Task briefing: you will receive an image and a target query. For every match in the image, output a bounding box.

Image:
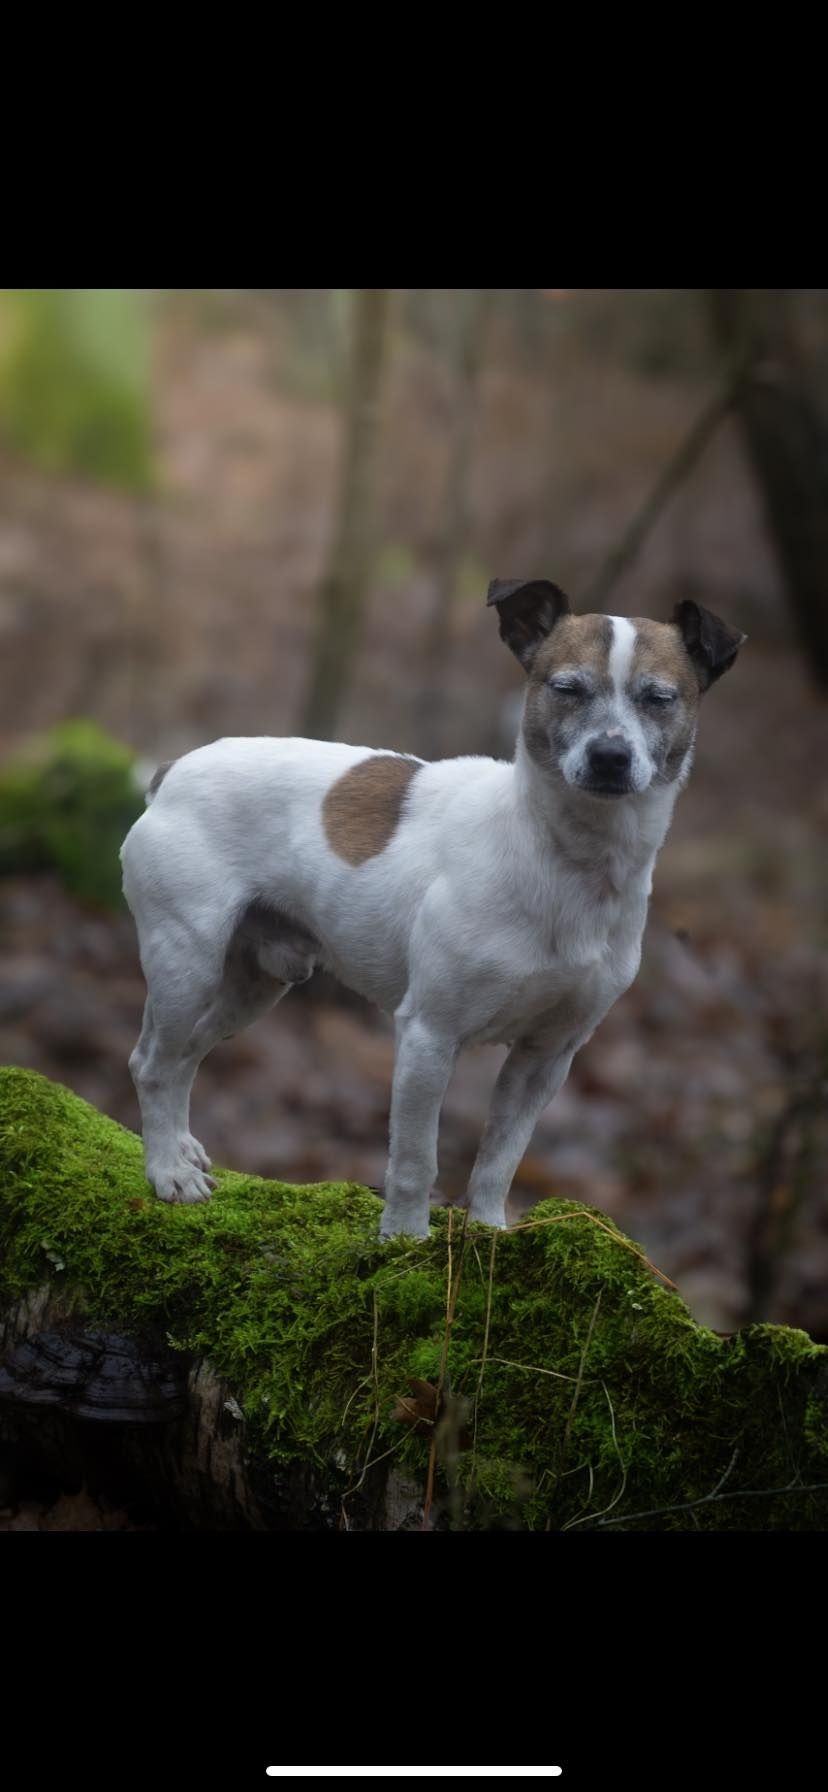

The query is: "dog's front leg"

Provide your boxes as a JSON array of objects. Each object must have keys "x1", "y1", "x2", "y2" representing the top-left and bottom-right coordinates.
[
  {"x1": 466, "y1": 1039, "x2": 575, "y2": 1229},
  {"x1": 380, "y1": 1014, "x2": 458, "y2": 1240}
]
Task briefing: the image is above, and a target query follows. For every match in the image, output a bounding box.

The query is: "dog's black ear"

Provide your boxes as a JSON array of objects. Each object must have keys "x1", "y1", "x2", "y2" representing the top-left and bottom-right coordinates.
[
  {"x1": 672, "y1": 599, "x2": 747, "y2": 691},
  {"x1": 486, "y1": 578, "x2": 571, "y2": 671}
]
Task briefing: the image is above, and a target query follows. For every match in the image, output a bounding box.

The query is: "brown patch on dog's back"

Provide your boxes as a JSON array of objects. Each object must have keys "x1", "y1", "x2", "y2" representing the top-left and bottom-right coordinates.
[{"x1": 323, "y1": 754, "x2": 423, "y2": 865}]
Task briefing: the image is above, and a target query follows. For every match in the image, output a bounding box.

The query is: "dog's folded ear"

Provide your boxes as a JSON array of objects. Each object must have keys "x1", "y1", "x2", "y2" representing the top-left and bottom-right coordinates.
[
  {"x1": 672, "y1": 599, "x2": 747, "y2": 691},
  {"x1": 487, "y1": 578, "x2": 571, "y2": 671}
]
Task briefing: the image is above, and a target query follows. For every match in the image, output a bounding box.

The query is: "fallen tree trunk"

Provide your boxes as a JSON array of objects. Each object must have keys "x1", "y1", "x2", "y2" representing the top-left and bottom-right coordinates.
[{"x1": 1, "y1": 1067, "x2": 827, "y2": 1531}]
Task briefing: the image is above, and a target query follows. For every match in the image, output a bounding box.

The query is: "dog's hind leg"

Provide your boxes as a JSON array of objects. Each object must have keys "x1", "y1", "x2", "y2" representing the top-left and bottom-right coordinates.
[
  {"x1": 129, "y1": 917, "x2": 238, "y2": 1203},
  {"x1": 130, "y1": 992, "x2": 216, "y2": 1184},
  {"x1": 130, "y1": 903, "x2": 319, "y2": 1204}
]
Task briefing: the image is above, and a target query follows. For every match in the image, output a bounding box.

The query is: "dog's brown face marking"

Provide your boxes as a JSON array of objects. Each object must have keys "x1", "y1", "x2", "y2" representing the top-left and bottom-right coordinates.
[
  {"x1": 532, "y1": 614, "x2": 614, "y2": 685},
  {"x1": 630, "y1": 619, "x2": 701, "y2": 779},
  {"x1": 323, "y1": 754, "x2": 423, "y2": 865},
  {"x1": 524, "y1": 616, "x2": 613, "y2": 773},
  {"x1": 630, "y1": 619, "x2": 699, "y2": 704}
]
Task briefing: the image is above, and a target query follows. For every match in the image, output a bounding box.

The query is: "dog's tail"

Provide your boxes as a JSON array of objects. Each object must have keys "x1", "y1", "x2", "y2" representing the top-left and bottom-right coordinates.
[{"x1": 145, "y1": 760, "x2": 175, "y2": 806}]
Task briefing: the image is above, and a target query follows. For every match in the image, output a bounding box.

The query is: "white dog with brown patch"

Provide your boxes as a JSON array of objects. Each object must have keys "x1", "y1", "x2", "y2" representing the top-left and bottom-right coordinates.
[{"x1": 120, "y1": 580, "x2": 744, "y2": 1239}]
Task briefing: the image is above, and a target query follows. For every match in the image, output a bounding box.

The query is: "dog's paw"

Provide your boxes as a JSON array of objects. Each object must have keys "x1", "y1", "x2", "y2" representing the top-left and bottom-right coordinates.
[
  {"x1": 181, "y1": 1133, "x2": 212, "y2": 1172},
  {"x1": 150, "y1": 1163, "x2": 216, "y2": 1204}
]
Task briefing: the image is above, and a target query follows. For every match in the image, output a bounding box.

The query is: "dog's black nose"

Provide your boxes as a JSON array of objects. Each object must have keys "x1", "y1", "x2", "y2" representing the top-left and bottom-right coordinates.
[{"x1": 587, "y1": 736, "x2": 632, "y2": 780}]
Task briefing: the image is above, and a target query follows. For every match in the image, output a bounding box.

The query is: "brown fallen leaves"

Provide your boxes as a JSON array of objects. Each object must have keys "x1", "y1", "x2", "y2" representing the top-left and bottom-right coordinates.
[{"x1": 391, "y1": 1378, "x2": 472, "y2": 1452}]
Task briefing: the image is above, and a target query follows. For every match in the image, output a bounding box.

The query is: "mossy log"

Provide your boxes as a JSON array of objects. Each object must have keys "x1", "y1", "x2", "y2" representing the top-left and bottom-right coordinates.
[{"x1": 1, "y1": 1067, "x2": 827, "y2": 1531}]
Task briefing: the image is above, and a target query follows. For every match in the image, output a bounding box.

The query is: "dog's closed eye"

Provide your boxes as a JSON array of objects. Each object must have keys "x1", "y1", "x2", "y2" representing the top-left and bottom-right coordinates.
[
  {"x1": 548, "y1": 674, "x2": 591, "y2": 697},
  {"x1": 639, "y1": 684, "x2": 678, "y2": 707}
]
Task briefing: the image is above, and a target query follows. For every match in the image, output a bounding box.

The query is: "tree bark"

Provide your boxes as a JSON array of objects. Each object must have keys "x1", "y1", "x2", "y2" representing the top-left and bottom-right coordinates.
[
  {"x1": 301, "y1": 289, "x2": 392, "y2": 741},
  {"x1": 707, "y1": 289, "x2": 828, "y2": 687}
]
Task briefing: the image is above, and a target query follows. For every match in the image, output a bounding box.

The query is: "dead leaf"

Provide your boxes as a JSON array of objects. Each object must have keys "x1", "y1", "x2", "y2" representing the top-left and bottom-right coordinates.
[
  {"x1": 391, "y1": 1379, "x2": 472, "y2": 1453},
  {"x1": 391, "y1": 1377, "x2": 438, "y2": 1433}
]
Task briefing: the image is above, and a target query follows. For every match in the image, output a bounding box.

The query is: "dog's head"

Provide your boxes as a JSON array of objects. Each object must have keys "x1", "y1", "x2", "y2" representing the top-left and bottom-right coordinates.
[{"x1": 487, "y1": 579, "x2": 746, "y2": 799}]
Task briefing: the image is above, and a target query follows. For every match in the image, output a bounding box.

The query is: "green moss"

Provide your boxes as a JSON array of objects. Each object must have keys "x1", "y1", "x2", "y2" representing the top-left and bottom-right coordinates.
[
  {"x1": 0, "y1": 721, "x2": 144, "y2": 907},
  {"x1": 1, "y1": 1067, "x2": 827, "y2": 1530}
]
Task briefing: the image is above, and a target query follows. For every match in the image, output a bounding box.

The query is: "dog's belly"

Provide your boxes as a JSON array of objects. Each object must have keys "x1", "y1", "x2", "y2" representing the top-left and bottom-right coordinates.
[
  {"x1": 317, "y1": 938, "x2": 410, "y2": 1016},
  {"x1": 305, "y1": 867, "x2": 431, "y2": 1015}
]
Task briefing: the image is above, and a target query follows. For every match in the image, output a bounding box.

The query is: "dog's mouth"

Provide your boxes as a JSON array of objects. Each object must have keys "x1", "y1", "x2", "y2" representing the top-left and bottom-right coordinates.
[{"x1": 580, "y1": 777, "x2": 634, "y2": 799}]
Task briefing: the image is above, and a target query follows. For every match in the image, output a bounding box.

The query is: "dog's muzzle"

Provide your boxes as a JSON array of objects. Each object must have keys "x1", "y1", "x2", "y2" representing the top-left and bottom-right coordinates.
[{"x1": 583, "y1": 734, "x2": 633, "y2": 796}]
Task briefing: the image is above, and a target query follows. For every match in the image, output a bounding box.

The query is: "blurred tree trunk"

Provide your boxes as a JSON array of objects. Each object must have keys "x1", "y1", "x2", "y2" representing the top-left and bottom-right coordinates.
[
  {"x1": 745, "y1": 1051, "x2": 828, "y2": 1325},
  {"x1": 707, "y1": 289, "x2": 828, "y2": 688},
  {"x1": 418, "y1": 290, "x2": 493, "y2": 752},
  {"x1": 301, "y1": 289, "x2": 391, "y2": 740},
  {"x1": 580, "y1": 378, "x2": 741, "y2": 613}
]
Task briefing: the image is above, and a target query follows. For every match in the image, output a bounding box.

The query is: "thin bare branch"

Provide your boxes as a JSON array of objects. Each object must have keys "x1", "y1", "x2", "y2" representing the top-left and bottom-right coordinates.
[
  {"x1": 589, "y1": 1474, "x2": 828, "y2": 1530},
  {"x1": 580, "y1": 352, "x2": 753, "y2": 612}
]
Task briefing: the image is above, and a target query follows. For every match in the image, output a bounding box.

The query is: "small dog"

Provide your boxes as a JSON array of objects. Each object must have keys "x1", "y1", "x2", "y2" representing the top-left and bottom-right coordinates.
[{"x1": 121, "y1": 580, "x2": 744, "y2": 1239}]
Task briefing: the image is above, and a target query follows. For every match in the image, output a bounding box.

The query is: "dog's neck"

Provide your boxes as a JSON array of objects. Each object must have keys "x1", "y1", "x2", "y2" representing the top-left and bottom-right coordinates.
[{"x1": 512, "y1": 728, "x2": 683, "y2": 890}]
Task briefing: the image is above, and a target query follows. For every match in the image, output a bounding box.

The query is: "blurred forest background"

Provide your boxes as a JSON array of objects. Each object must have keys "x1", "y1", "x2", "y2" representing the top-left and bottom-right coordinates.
[{"x1": 1, "y1": 287, "x2": 826, "y2": 1345}]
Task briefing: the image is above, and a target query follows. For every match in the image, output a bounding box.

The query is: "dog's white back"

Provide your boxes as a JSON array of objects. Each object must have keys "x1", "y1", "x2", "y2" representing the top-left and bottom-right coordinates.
[{"x1": 121, "y1": 580, "x2": 744, "y2": 1238}]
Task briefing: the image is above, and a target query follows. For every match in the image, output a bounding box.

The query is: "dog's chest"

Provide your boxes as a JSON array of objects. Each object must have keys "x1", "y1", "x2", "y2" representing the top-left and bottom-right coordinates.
[{"x1": 469, "y1": 881, "x2": 646, "y2": 1048}]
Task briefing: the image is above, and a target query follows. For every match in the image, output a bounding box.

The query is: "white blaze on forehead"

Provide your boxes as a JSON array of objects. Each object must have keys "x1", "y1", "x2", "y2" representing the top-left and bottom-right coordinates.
[
  {"x1": 605, "y1": 615, "x2": 638, "y2": 740},
  {"x1": 607, "y1": 615, "x2": 637, "y2": 696}
]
